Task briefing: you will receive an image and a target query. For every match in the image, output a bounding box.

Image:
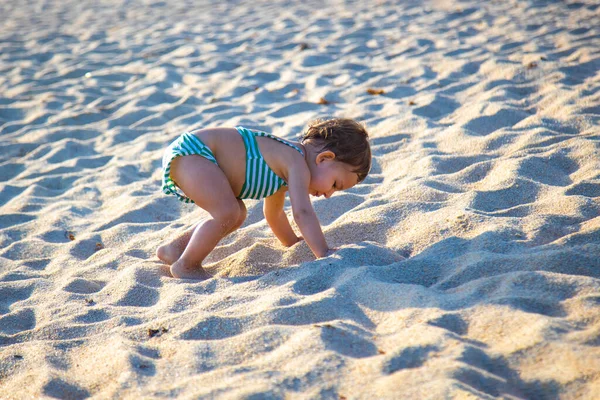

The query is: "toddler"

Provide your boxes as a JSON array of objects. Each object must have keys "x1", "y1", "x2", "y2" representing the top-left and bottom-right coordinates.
[{"x1": 156, "y1": 118, "x2": 371, "y2": 279}]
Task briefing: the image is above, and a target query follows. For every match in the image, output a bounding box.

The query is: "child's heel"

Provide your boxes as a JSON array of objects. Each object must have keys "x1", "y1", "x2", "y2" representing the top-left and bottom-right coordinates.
[{"x1": 170, "y1": 259, "x2": 211, "y2": 280}]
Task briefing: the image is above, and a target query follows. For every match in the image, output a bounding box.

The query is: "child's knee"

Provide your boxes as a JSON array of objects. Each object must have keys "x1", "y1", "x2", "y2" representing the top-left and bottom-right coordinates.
[
  {"x1": 214, "y1": 205, "x2": 241, "y2": 233},
  {"x1": 236, "y1": 200, "x2": 247, "y2": 226}
]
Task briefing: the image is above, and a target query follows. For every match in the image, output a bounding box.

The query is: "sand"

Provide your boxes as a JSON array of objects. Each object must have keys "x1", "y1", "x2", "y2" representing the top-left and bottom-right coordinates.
[{"x1": 1, "y1": 0, "x2": 600, "y2": 398}]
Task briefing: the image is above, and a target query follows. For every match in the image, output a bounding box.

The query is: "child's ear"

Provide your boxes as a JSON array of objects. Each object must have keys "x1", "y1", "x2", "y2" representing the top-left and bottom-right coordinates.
[{"x1": 316, "y1": 150, "x2": 336, "y2": 164}]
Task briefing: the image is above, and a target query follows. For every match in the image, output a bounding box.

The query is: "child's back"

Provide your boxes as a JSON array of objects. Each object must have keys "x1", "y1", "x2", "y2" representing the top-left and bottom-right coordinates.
[{"x1": 176, "y1": 127, "x2": 308, "y2": 200}]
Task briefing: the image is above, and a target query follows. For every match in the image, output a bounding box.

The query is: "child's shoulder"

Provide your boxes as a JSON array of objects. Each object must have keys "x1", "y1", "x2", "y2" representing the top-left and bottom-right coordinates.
[
  {"x1": 251, "y1": 129, "x2": 305, "y2": 158},
  {"x1": 257, "y1": 132, "x2": 307, "y2": 178}
]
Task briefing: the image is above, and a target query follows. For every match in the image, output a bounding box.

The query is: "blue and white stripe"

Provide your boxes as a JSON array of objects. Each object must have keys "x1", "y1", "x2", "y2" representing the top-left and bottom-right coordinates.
[
  {"x1": 236, "y1": 126, "x2": 304, "y2": 200},
  {"x1": 161, "y1": 132, "x2": 218, "y2": 204}
]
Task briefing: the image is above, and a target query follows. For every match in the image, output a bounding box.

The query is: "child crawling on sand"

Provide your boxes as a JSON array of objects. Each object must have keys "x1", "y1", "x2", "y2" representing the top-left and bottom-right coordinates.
[{"x1": 157, "y1": 118, "x2": 371, "y2": 279}]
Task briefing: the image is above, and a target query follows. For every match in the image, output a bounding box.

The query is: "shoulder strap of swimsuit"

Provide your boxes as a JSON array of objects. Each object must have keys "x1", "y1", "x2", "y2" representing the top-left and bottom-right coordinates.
[{"x1": 236, "y1": 126, "x2": 304, "y2": 156}]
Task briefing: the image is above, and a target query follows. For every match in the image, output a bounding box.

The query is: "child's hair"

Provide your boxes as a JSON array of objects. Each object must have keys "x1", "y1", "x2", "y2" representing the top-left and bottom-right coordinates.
[{"x1": 301, "y1": 118, "x2": 371, "y2": 183}]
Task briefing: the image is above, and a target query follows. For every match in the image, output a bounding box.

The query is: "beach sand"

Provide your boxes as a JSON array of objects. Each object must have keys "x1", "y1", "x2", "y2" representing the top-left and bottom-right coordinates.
[{"x1": 1, "y1": 0, "x2": 599, "y2": 398}]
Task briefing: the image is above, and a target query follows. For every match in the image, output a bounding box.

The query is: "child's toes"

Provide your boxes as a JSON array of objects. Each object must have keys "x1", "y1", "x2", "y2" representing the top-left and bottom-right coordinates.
[{"x1": 156, "y1": 245, "x2": 176, "y2": 264}]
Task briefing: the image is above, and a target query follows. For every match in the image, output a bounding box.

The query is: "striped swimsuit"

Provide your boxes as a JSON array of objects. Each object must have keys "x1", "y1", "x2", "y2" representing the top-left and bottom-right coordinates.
[{"x1": 161, "y1": 126, "x2": 304, "y2": 203}]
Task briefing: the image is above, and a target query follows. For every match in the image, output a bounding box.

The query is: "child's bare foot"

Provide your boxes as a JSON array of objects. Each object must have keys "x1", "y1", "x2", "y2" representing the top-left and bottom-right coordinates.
[
  {"x1": 170, "y1": 259, "x2": 211, "y2": 280},
  {"x1": 156, "y1": 244, "x2": 182, "y2": 265}
]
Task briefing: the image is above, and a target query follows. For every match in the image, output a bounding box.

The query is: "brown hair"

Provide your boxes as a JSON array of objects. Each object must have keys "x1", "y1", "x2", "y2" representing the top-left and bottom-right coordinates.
[{"x1": 301, "y1": 117, "x2": 371, "y2": 183}]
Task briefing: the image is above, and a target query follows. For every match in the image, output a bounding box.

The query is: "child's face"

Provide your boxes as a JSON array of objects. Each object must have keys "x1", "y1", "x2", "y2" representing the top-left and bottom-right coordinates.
[{"x1": 309, "y1": 151, "x2": 359, "y2": 199}]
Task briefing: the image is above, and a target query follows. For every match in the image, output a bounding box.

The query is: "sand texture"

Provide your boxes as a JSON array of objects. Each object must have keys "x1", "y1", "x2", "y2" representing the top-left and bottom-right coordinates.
[{"x1": 1, "y1": 0, "x2": 600, "y2": 398}]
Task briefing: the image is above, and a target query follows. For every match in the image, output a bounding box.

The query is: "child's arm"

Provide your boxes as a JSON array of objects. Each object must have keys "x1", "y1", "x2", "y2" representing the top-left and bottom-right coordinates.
[
  {"x1": 286, "y1": 165, "x2": 329, "y2": 258},
  {"x1": 264, "y1": 189, "x2": 301, "y2": 247}
]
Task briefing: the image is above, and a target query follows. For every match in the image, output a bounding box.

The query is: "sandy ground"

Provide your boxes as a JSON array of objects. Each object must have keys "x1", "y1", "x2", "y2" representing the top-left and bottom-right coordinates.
[{"x1": 1, "y1": 0, "x2": 600, "y2": 398}]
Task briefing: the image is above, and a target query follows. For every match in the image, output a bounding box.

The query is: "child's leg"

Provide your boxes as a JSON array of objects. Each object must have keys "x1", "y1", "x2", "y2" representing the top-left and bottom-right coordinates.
[
  {"x1": 156, "y1": 199, "x2": 246, "y2": 265},
  {"x1": 165, "y1": 155, "x2": 244, "y2": 279}
]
